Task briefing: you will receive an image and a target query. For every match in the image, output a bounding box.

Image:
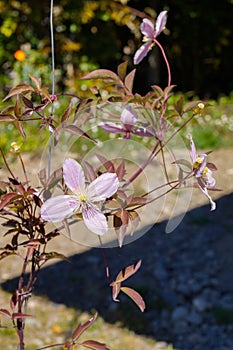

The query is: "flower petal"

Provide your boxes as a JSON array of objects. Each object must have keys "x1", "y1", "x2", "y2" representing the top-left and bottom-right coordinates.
[
  {"x1": 132, "y1": 127, "x2": 154, "y2": 137},
  {"x1": 98, "y1": 122, "x2": 124, "y2": 134},
  {"x1": 41, "y1": 195, "x2": 79, "y2": 222},
  {"x1": 141, "y1": 18, "x2": 155, "y2": 38},
  {"x1": 120, "y1": 107, "x2": 137, "y2": 130},
  {"x1": 63, "y1": 158, "x2": 85, "y2": 192},
  {"x1": 195, "y1": 154, "x2": 207, "y2": 177},
  {"x1": 88, "y1": 173, "x2": 119, "y2": 202},
  {"x1": 198, "y1": 181, "x2": 216, "y2": 211},
  {"x1": 133, "y1": 41, "x2": 152, "y2": 65},
  {"x1": 189, "y1": 135, "x2": 196, "y2": 163},
  {"x1": 205, "y1": 169, "x2": 216, "y2": 187},
  {"x1": 82, "y1": 204, "x2": 108, "y2": 235},
  {"x1": 155, "y1": 10, "x2": 167, "y2": 36}
]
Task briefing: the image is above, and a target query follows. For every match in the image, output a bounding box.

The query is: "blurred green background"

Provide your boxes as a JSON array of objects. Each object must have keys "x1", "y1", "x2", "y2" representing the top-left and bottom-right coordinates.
[{"x1": 0, "y1": 0, "x2": 233, "y2": 152}]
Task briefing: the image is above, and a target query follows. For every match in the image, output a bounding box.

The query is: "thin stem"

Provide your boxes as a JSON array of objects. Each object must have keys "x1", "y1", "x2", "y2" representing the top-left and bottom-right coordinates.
[
  {"x1": 50, "y1": 0, "x2": 55, "y2": 100},
  {"x1": 98, "y1": 236, "x2": 111, "y2": 284},
  {"x1": 18, "y1": 153, "x2": 29, "y2": 186},
  {"x1": 0, "y1": 148, "x2": 16, "y2": 180},
  {"x1": 122, "y1": 139, "x2": 160, "y2": 187},
  {"x1": 154, "y1": 38, "x2": 171, "y2": 87},
  {"x1": 48, "y1": 0, "x2": 55, "y2": 179}
]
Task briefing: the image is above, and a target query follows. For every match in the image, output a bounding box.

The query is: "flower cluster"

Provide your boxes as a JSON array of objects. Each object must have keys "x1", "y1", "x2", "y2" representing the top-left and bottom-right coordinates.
[
  {"x1": 99, "y1": 106, "x2": 154, "y2": 139},
  {"x1": 189, "y1": 135, "x2": 217, "y2": 211}
]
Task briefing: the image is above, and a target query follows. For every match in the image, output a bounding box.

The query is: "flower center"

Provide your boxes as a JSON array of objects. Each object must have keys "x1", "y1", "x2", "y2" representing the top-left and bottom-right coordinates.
[
  {"x1": 78, "y1": 193, "x2": 87, "y2": 202},
  {"x1": 142, "y1": 35, "x2": 150, "y2": 42}
]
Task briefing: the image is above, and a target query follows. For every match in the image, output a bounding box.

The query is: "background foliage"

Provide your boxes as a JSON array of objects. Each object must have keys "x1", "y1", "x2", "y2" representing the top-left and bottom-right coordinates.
[
  {"x1": 0, "y1": 0, "x2": 233, "y2": 153},
  {"x1": 0, "y1": 0, "x2": 232, "y2": 98}
]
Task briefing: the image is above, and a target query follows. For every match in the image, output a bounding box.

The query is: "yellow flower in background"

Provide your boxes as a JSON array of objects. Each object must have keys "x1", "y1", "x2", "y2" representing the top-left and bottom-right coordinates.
[
  {"x1": 14, "y1": 49, "x2": 26, "y2": 61},
  {"x1": 52, "y1": 324, "x2": 62, "y2": 334}
]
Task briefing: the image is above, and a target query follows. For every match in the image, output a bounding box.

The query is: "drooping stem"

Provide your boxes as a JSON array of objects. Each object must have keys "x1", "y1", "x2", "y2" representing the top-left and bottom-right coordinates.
[{"x1": 154, "y1": 38, "x2": 171, "y2": 87}]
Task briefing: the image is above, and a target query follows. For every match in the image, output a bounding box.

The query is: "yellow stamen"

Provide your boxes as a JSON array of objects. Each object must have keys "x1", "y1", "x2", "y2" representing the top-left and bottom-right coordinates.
[
  {"x1": 193, "y1": 157, "x2": 203, "y2": 169},
  {"x1": 142, "y1": 36, "x2": 150, "y2": 43},
  {"x1": 79, "y1": 193, "x2": 87, "y2": 202}
]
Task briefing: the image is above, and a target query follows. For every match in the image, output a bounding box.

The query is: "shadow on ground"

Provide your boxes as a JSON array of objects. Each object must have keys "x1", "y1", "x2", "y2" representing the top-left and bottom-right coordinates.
[{"x1": 2, "y1": 193, "x2": 233, "y2": 349}]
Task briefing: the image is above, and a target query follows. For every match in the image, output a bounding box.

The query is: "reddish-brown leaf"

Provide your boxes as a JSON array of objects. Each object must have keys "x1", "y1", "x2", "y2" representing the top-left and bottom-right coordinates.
[
  {"x1": 206, "y1": 162, "x2": 217, "y2": 171},
  {"x1": 80, "y1": 69, "x2": 121, "y2": 83},
  {"x1": 72, "y1": 312, "x2": 98, "y2": 341},
  {"x1": 117, "y1": 61, "x2": 128, "y2": 81},
  {"x1": 63, "y1": 125, "x2": 97, "y2": 143},
  {"x1": 14, "y1": 96, "x2": 21, "y2": 118},
  {"x1": 126, "y1": 196, "x2": 148, "y2": 207},
  {"x1": 95, "y1": 154, "x2": 115, "y2": 173},
  {"x1": 22, "y1": 95, "x2": 33, "y2": 109},
  {"x1": 129, "y1": 210, "x2": 141, "y2": 233},
  {"x1": 0, "y1": 193, "x2": 20, "y2": 210},
  {"x1": 82, "y1": 161, "x2": 97, "y2": 183},
  {"x1": 125, "y1": 69, "x2": 136, "y2": 93},
  {"x1": 81, "y1": 340, "x2": 109, "y2": 350},
  {"x1": 29, "y1": 74, "x2": 42, "y2": 91},
  {"x1": 0, "y1": 308, "x2": 11, "y2": 319},
  {"x1": 40, "y1": 251, "x2": 70, "y2": 263},
  {"x1": 0, "y1": 250, "x2": 16, "y2": 261},
  {"x1": 116, "y1": 161, "x2": 126, "y2": 180},
  {"x1": 115, "y1": 260, "x2": 142, "y2": 283},
  {"x1": 61, "y1": 100, "x2": 73, "y2": 123},
  {"x1": 174, "y1": 96, "x2": 184, "y2": 116},
  {"x1": 113, "y1": 210, "x2": 129, "y2": 247},
  {"x1": 3, "y1": 84, "x2": 35, "y2": 101},
  {"x1": 16, "y1": 120, "x2": 26, "y2": 140},
  {"x1": 110, "y1": 281, "x2": 121, "y2": 302},
  {"x1": 38, "y1": 167, "x2": 47, "y2": 186},
  {"x1": 0, "y1": 114, "x2": 16, "y2": 122},
  {"x1": 120, "y1": 286, "x2": 146, "y2": 312},
  {"x1": 8, "y1": 178, "x2": 25, "y2": 195},
  {"x1": 12, "y1": 312, "x2": 31, "y2": 319}
]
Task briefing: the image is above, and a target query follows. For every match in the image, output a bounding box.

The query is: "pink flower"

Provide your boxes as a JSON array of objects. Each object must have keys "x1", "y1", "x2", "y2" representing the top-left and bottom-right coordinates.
[
  {"x1": 134, "y1": 10, "x2": 167, "y2": 65},
  {"x1": 99, "y1": 106, "x2": 153, "y2": 139},
  {"x1": 189, "y1": 135, "x2": 217, "y2": 211},
  {"x1": 41, "y1": 158, "x2": 119, "y2": 235}
]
